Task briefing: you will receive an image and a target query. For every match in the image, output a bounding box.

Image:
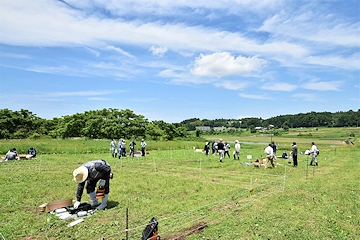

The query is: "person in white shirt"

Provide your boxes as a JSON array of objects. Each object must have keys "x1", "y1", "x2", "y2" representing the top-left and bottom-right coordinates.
[
  {"x1": 224, "y1": 141, "x2": 231, "y2": 159},
  {"x1": 309, "y1": 142, "x2": 319, "y2": 166},
  {"x1": 264, "y1": 144, "x2": 275, "y2": 169},
  {"x1": 233, "y1": 140, "x2": 241, "y2": 160},
  {"x1": 141, "y1": 139, "x2": 147, "y2": 157},
  {"x1": 110, "y1": 139, "x2": 117, "y2": 158}
]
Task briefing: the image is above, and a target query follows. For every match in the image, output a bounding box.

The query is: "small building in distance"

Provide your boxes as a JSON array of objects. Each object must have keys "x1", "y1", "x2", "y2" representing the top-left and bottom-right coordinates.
[
  {"x1": 195, "y1": 126, "x2": 211, "y2": 131},
  {"x1": 213, "y1": 126, "x2": 227, "y2": 131}
]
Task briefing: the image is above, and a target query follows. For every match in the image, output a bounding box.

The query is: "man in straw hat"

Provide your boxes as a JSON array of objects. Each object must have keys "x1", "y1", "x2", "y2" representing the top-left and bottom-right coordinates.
[{"x1": 73, "y1": 159, "x2": 112, "y2": 210}]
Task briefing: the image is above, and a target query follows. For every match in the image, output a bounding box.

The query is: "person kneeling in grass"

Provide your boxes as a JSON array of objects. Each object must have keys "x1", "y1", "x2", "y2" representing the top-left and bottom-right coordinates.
[{"x1": 73, "y1": 159, "x2": 112, "y2": 210}]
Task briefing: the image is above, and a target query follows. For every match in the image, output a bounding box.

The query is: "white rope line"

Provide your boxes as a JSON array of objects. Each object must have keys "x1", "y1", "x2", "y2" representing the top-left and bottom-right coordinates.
[
  {"x1": 0, "y1": 232, "x2": 6, "y2": 240},
  {"x1": 199, "y1": 180, "x2": 248, "y2": 188},
  {"x1": 172, "y1": 202, "x2": 251, "y2": 240},
  {"x1": 171, "y1": 183, "x2": 284, "y2": 239},
  {"x1": 100, "y1": 189, "x2": 250, "y2": 239},
  {"x1": 157, "y1": 192, "x2": 253, "y2": 238},
  {"x1": 205, "y1": 168, "x2": 283, "y2": 177}
]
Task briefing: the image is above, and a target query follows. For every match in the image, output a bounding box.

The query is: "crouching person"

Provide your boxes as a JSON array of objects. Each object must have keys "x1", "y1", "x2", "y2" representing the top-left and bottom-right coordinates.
[{"x1": 73, "y1": 159, "x2": 112, "y2": 210}]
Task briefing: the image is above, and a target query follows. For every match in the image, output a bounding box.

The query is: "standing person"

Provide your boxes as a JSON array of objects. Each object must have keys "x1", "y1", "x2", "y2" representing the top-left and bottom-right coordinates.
[
  {"x1": 224, "y1": 141, "x2": 231, "y2": 159},
  {"x1": 233, "y1": 140, "x2": 241, "y2": 160},
  {"x1": 129, "y1": 139, "x2": 136, "y2": 157},
  {"x1": 309, "y1": 142, "x2": 319, "y2": 166},
  {"x1": 292, "y1": 142, "x2": 298, "y2": 167},
  {"x1": 217, "y1": 139, "x2": 225, "y2": 162},
  {"x1": 110, "y1": 139, "x2": 117, "y2": 158},
  {"x1": 118, "y1": 138, "x2": 123, "y2": 159},
  {"x1": 141, "y1": 139, "x2": 147, "y2": 157},
  {"x1": 204, "y1": 142, "x2": 210, "y2": 156},
  {"x1": 73, "y1": 159, "x2": 113, "y2": 210},
  {"x1": 211, "y1": 140, "x2": 216, "y2": 155},
  {"x1": 264, "y1": 144, "x2": 275, "y2": 169},
  {"x1": 121, "y1": 140, "x2": 127, "y2": 157},
  {"x1": 271, "y1": 141, "x2": 278, "y2": 162}
]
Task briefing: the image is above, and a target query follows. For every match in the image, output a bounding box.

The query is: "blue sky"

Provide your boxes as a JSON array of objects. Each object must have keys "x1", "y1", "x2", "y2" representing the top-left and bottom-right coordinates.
[{"x1": 0, "y1": 0, "x2": 359, "y2": 122}]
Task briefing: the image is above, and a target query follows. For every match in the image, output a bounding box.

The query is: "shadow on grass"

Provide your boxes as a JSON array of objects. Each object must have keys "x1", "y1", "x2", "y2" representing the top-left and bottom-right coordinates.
[{"x1": 107, "y1": 201, "x2": 119, "y2": 209}]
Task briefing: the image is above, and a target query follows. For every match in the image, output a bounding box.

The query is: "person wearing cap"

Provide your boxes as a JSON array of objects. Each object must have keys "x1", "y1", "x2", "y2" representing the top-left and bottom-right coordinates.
[
  {"x1": 110, "y1": 139, "x2": 117, "y2": 158},
  {"x1": 28, "y1": 147, "x2": 37, "y2": 158},
  {"x1": 129, "y1": 139, "x2": 136, "y2": 157},
  {"x1": 224, "y1": 141, "x2": 231, "y2": 159},
  {"x1": 233, "y1": 140, "x2": 241, "y2": 160},
  {"x1": 118, "y1": 138, "x2": 123, "y2": 159},
  {"x1": 309, "y1": 142, "x2": 318, "y2": 166},
  {"x1": 141, "y1": 139, "x2": 147, "y2": 157},
  {"x1": 73, "y1": 159, "x2": 112, "y2": 210},
  {"x1": 204, "y1": 142, "x2": 210, "y2": 156},
  {"x1": 217, "y1": 139, "x2": 225, "y2": 162},
  {"x1": 5, "y1": 148, "x2": 17, "y2": 161},
  {"x1": 211, "y1": 140, "x2": 216, "y2": 155},
  {"x1": 264, "y1": 144, "x2": 275, "y2": 169},
  {"x1": 292, "y1": 142, "x2": 298, "y2": 167},
  {"x1": 121, "y1": 140, "x2": 127, "y2": 157},
  {"x1": 271, "y1": 141, "x2": 278, "y2": 162}
]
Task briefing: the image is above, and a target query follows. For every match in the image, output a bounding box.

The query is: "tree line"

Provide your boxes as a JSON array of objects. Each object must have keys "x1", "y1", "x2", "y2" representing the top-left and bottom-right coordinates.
[
  {"x1": 0, "y1": 108, "x2": 187, "y2": 140},
  {"x1": 181, "y1": 110, "x2": 360, "y2": 131}
]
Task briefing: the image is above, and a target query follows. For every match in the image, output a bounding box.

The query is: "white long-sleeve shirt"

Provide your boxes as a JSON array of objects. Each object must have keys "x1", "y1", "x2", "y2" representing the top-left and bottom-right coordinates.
[
  {"x1": 234, "y1": 143, "x2": 241, "y2": 152},
  {"x1": 265, "y1": 146, "x2": 273, "y2": 155},
  {"x1": 310, "y1": 145, "x2": 318, "y2": 156},
  {"x1": 141, "y1": 141, "x2": 147, "y2": 148}
]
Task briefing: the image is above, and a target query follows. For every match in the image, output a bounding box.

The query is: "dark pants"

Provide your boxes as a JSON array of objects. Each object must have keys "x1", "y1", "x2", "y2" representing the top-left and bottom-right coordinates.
[
  {"x1": 142, "y1": 147, "x2": 145, "y2": 156},
  {"x1": 86, "y1": 176, "x2": 110, "y2": 194},
  {"x1": 224, "y1": 151, "x2": 230, "y2": 158},
  {"x1": 122, "y1": 148, "x2": 126, "y2": 156},
  {"x1": 293, "y1": 155, "x2": 298, "y2": 166}
]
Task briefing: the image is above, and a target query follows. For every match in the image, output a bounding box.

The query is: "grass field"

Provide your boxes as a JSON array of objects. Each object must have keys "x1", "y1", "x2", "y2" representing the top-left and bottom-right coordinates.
[{"x1": 0, "y1": 127, "x2": 359, "y2": 239}]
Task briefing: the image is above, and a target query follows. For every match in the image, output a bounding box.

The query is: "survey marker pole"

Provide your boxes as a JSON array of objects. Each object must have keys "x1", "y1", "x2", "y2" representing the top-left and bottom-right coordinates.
[{"x1": 283, "y1": 166, "x2": 287, "y2": 191}]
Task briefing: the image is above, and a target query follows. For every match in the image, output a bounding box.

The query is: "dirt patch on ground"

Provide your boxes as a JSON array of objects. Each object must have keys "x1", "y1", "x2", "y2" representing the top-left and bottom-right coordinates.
[{"x1": 162, "y1": 222, "x2": 208, "y2": 240}]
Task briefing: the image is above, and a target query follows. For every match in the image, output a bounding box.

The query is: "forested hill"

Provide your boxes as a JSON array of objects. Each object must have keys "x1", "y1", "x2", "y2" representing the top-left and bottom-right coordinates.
[
  {"x1": 0, "y1": 108, "x2": 187, "y2": 140},
  {"x1": 180, "y1": 110, "x2": 360, "y2": 131},
  {"x1": 1, "y1": 108, "x2": 359, "y2": 139}
]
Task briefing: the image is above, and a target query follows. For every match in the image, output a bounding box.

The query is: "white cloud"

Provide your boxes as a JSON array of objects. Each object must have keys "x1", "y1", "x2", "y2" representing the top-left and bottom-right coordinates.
[
  {"x1": 45, "y1": 90, "x2": 125, "y2": 97},
  {"x1": 305, "y1": 54, "x2": 360, "y2": 70},
  {"x1": 192, "y1": 52, "x2": 267, "y2": 78},
  {"x1": 149, "y1": 46, "x2": 168, "y2": 57},
  {"x1": 259, "y1": 10, "x2": 359, "y2": 48},
  {"x1": 291, "y1": 93, "x2": 315, "y2": 102},
  {"x1": 302, "y1": 80, "x2": 342, "y2": 91},
  {"x1": 88, "y1": 97, "x2": 111, "y2": 101},
  {"x1": 214, "y1": 80, "x2": 249, "y2": 90},
  {"x1": 261, "y1": 82, "x2": 297, "y2": 92},
  {"x1": 106, "y1": 46, "x2": 135, "y2": 58},
  {"x1": 0, "y1": 0, "x2": 308, "y2": 61},
  {"x1": 1, "y1": 52, "x2": 32, "y2": 59},
  {"x1": 239, "y1": 93, "x2": 270, "y2": 100}
]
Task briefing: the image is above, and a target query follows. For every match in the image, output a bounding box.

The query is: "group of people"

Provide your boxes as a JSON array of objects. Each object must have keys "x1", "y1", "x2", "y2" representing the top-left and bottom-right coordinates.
[
  {"x1": 110, "y1": 139, "x2": 147, "y2": 158},
  {"x1": 204, "y1": 139, "x2": 241, "y2": 162},
  {"x1": 265, "y1": 141, "x2": 319, "y2": 169},
  {"x1": 3, "y1": 147, "x2": 37, "y2": 161}
]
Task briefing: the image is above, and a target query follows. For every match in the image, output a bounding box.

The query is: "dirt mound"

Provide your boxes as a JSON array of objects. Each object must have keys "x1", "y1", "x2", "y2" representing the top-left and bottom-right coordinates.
[{"x1": 162, "y1": 222, "x2": 208, "y2": 240}]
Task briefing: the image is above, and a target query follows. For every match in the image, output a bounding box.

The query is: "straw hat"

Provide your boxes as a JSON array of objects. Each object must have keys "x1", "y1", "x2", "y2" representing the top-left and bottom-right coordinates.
[{"x1": 73, "y1": 166, "x2": 88, "y2": 183}]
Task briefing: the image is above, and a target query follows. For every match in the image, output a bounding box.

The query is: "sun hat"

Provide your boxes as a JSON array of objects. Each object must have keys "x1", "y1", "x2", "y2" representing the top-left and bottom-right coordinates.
[
  {"x1": 219, "y1": 139, "x2": 223, "y2": 141},
  {"x1": 73, "y1": 166, "x2": 88, "y2": 183},
  {"x1": 235, "y1": 140, "x2": 239, "y2": 143}
]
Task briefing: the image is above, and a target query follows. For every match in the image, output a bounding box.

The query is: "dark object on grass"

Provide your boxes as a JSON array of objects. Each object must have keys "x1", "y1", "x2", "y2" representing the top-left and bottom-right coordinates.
[
  {"x1": 141, "y1": 217, "x2": 160, "y2": 240},
  {"x1": 66, "y1": 203, "x2": 92, "y2": 214}
]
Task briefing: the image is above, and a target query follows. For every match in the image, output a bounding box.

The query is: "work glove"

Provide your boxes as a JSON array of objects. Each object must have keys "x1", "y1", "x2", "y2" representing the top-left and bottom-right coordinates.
[
  {"x1": 99, "y1": 179, "x2": 106, "y2": 187},
  {"x1": 74, "y1": 201, "x2": 81, "y2": 209}
]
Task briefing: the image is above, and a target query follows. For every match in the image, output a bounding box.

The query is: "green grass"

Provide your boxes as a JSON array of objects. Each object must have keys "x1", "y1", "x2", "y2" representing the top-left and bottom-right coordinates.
[{"x1": 0, "y1": 130, "x2": 359, "y2": 239}]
